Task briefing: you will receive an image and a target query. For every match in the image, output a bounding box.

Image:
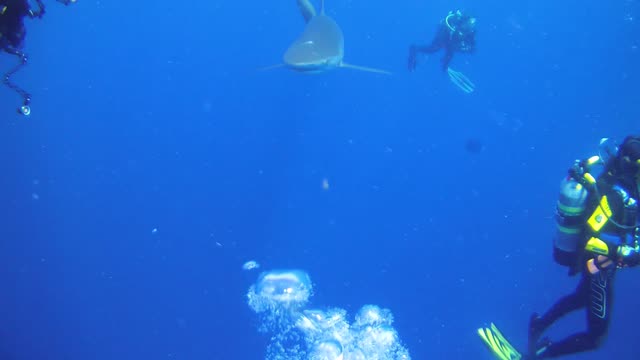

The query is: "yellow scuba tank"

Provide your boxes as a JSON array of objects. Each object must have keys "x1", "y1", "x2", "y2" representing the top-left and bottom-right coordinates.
[{"x1": 553, "y1": 176, "x2": 589, "y2": 266}]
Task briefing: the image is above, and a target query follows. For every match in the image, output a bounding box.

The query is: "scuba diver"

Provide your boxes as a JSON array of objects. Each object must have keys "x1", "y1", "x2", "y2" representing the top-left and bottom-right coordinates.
[
  {"x1": 407, "y1": 10, "x2": 476, "y2": 93},
  {"x1": 525, "y1": 135, "x2": 640, "y2": 359},
  {"x1": 0, "y1": 0, "x2": 76, "y2": 116}
]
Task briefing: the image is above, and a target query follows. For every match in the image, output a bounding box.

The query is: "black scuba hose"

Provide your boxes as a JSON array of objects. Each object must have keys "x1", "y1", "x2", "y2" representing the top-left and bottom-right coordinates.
[
  {"x1": 570, "y1": 160, "x2": 638, "y2": 232},
  {"x1": 591, "y1": 183, "x2": 638, "y2": 231},
  {"x1": 2, "y1": 47, "x2": 32, "y2": 113}
]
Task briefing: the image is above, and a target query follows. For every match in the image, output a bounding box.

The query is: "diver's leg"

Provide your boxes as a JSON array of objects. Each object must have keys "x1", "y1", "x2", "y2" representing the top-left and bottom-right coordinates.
[
  {"x1": 528, "y1": 275, "x2": 589, "y2": 354},
  {"x1": 534, "y1": 270, "x2": 614, "y2": 358},
  {"x1": 413, "y1": 41, "x2": 443, "y2": 54},
  {"x1": 440, "y1": 48, "x2": 454, "y2": 72},
  {"x1": 408, "y1": 31, "x2": 446, "y2": 72},
  {"x1": 408, "y1": 42, "x2": 442, "y2": 71}
]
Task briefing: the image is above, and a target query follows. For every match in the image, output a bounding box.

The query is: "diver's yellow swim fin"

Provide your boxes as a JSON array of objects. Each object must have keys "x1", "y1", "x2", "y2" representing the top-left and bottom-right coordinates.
[{"x1": 477, "y1": 323, "x2": 522, "y2": 360}]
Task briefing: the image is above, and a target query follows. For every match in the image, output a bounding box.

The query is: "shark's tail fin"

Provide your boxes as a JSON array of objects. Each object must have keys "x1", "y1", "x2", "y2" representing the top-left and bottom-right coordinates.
[{"x1": 340, "y1": 63, "x2": 392, "y2": 75}]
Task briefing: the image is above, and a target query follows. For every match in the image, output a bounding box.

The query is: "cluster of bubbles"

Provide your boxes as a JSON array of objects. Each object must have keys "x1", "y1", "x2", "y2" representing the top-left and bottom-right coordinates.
[{"x1": 247, "y1": 269, "x2": 411, "y2": 360}]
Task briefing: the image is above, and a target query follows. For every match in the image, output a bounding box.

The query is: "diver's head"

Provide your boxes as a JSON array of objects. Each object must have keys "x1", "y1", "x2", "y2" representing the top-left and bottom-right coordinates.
[
  {"x1": 458, "y1": 13, "x2": 477, "y2": 34},
  {"x1": 446, "y1": 10, "x2": 476, "y2": 37},
  {"x1": 615, "y1": 135, "x2": 640, "y2": 183}
]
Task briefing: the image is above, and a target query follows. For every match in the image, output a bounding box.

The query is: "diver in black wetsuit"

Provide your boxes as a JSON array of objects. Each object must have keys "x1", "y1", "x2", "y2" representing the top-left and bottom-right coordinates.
[
  {"x1": 407, "y1": 10, "x2": 476, "y2": 72},
  {"x1": 1, "y1": 0, "x2": 75, "y2": 115},
  {"x1": 0, "y1": 0, "x2": 30, "y2": 49},
  {"x1": 526, "y1": 136, "x2": 640, "y2": 359}
]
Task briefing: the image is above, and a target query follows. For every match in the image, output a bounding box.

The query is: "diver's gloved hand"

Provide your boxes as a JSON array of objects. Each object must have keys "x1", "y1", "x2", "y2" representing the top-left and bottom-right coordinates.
[
  {"x1": 617, "y1": 244, "x2": 640, "y2": 267},
  {"x1": 408, "y1": 45, "x2": 417, "y2": 72}
]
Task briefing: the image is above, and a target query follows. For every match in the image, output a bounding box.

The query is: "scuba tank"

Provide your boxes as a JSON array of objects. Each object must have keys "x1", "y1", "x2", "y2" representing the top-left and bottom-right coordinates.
[
  {"x1": 552, "y1": 154, "x2": 603, "y2": 268},
  {"x1": 551, "y1": 138, "x2": 640, "y2": 272},
  {"x1": 553, "y1": 176, "x2": 589, "y2": 266}
]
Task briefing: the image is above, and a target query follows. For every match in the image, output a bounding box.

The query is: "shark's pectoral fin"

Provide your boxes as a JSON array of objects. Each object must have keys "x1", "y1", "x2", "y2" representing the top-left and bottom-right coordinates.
[
  {"x1": 296, "y1": 0, "x2": 316, "y2": 23},
  {"x1": 340, "y1": 62, "x2": 392, "y2": 75}
]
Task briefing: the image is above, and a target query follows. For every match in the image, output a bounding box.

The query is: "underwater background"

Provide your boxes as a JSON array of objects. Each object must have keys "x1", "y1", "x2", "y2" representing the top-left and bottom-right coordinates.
[{"x1": 1, "y1": 0, "x2": 639, "y2": 359}]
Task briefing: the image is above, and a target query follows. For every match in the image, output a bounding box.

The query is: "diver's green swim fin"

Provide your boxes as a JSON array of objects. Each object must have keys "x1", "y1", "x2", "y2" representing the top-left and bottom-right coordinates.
[
  {"x1": 447, "y1": 67, "x2": 476, "y2": 94},
  {"x1": 477, "y1": 323, "x2": 522, "y2": 360}
]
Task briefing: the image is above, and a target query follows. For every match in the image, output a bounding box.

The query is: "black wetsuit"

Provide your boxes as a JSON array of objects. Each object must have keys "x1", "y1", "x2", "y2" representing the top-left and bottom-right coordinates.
[
  {"x1": 529, "y1": 176, "x2": 639, "y2": 359},
  {"x1": 0, "y1": 0, "x2": 31, "y2": 51},
  {"x1": 1, "y1": 0, "x2": 73, "y2": 112},
  {"x1": 408, "y1": 14, "x2": 476, "y2": 72},
  {"x1": 529, "y1": 267, "x2": 615, "y2": 358}
]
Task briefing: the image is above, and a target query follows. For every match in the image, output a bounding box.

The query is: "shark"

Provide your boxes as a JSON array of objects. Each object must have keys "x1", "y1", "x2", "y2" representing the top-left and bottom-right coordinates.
[{"x1": 276, "y1": 0, "x2": 390, "y2": 75}]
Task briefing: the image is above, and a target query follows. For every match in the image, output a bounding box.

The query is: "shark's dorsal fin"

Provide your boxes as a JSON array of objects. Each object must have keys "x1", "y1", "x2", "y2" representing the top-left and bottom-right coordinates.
[{"x1": 296, "y1": 0, "x2": 316, "y2": 23}]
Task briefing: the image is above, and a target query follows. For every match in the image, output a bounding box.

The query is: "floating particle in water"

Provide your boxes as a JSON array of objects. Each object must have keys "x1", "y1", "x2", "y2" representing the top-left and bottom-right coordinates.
[
  {"x1": 31, "y1": 193, "x2": 39, "y2": 200},
  {"x1": 151, "y1": 228, "x2": 158, "y2": 234},
  {"x1": 243, "y1": 260, "x2": 260, "y2": 271}
]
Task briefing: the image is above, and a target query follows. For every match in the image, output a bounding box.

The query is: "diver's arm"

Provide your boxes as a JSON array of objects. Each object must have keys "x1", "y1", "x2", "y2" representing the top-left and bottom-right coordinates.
[
  {"x1": 28, "y1": 0, "x2": 45, "y2": 18},
  {"x1": 30, "y1": 0, "x2": 75, "y2": 18},
  {"x1": 408, "y1": 42, "x2": 443, "y2": 71},
  {"x1": 412, "y1": 25, "x2": 448, "y2": 54},
  {"x1": 408, "y1": 24, "x2": 450, "y2": 71},
  {"x1": 466, "y1": 35, "x2": 477, "y2": 53},
  {"x1": 584, "y1": 237, "x2": 618, "y2": 274},
  {"x1": 585, "y1": 238, "x2": 640, "y2": 272},
  {"x1": 586, "y1": 255, "x2": 614, "y2": 274},
  {"x1": 413, "y1": 43, "x2": 442, "y2": 54},
  {"x1": 616, "y1": 244, "x2": 640, "y2": 267}
]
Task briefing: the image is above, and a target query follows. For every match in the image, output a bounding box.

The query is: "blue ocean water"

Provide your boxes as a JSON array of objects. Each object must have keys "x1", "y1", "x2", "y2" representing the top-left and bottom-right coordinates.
[{"x1": 1, "y1": 0, "x2": 639, "y2": 359}]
